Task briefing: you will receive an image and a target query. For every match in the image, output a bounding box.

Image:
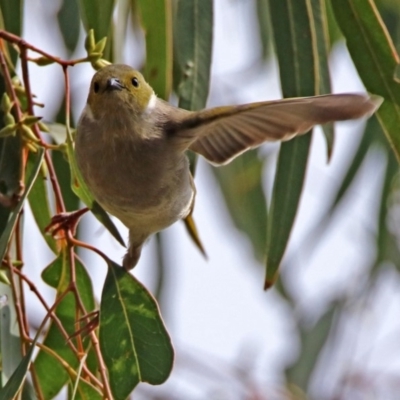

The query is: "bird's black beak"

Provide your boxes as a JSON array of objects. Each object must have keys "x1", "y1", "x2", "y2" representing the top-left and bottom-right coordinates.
[{"x1": 106, "y1": 78, "x2": 124, "y2": 91}]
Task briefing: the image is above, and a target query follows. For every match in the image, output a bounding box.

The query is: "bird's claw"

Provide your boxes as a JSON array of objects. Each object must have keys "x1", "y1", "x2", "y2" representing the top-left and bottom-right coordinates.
[{"x1": 45, "y1": 207, "x2": 89, "y2": 239}]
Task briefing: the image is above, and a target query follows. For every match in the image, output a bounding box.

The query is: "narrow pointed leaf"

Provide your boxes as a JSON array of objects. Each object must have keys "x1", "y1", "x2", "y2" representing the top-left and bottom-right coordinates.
[
  {"x1": 285, "y1": 305, "x2": 337, "y2": 389},
  {"x1": 325, "y1": 0, "x2": 343, "y2": 46},
  {"x1": 0, "y1": 0, "x2": 23, "y2": 64},
  {"x1": 374, "y1": 150, "x2": 400, "y2": 274},
  {"x1": 35, "y1": 253, "x2": 96, "y2": 399},
  {"x1": 0, "y1": 284, "x2": 23, "y2": 388},
  {"x1": 0, "y1": 147, "x2": 43, "y2": 261},
  {"x1": 27, "y1": 153, "x2": 58, "y2": 253},
  {"x1": 52, "y1": 149, "x2": 81, "y2": 212},
  {"x1": 175, "y1": 0, "x2": 213, "y2": 111},
  {"x1": 212, "y1": 150, "x2": 267, "y2": 260},
  {"x1": 174, "y1": 0, "x2": 213, "y2": 250},
  {"x1": 330, "y1": 117, "x2": 381, "y2": 210},
  {"x1": 53, "y1": 105, "x2": 80, "y2": 212},
  {"x1": 332, "y1": 0, "x2": 400, "y2": 161},
  {"x1": 58, "y1": 0, "x2": 80, "y2": 52},
  {"x1": 69, "y1": 376, "x2": 103, "y2": 400},
  {"x1": 136, "y1": 0, "x2": 173, "y2": 100},
  {"x1": 256, "y1": 0, "x2": 273, "y2": 59},
  {"x1": 266, "y1": 0, "x2": 318, "y2": 288},
  {"x1": 78, "y1": 0, "x2": 115, "y2": 40},
  {"x1": 0, "y1": 77, "x2": 11, "y2": 237},
  {"x1": 310, "y1": 0, "x2": 335, "y2": 159},
  {"x1": 100, "y1": 261, "x2": 174, "y2": 400},
  {"x1": 0, "y1": 329, "x2": 40, "y2": 399},
  {"x1": 0, "y1": 135, "x2": 22, "y2": 238}
]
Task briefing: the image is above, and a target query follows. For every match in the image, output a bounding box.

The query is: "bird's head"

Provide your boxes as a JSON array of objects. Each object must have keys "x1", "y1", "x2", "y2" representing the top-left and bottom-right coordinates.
[{"x1": 86, "y1": 64, "x2": 156, "y2": 121}]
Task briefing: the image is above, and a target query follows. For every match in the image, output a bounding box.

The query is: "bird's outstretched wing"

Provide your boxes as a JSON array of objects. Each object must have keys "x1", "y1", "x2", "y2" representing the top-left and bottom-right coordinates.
[{"x1": 173, "y1": 94, "x2": 382, "y2": 165}]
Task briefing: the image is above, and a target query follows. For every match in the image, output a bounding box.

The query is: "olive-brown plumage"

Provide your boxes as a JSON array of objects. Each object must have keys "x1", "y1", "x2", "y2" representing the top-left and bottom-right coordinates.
[{"x1": 75, "y1": 64, "x2": 382, "y2": 269}]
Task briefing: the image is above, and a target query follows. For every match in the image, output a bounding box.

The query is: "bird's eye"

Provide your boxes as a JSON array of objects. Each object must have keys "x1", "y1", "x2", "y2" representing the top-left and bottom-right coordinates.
[
  {"x1": 131, "y1": 77, "x2": 139, "y2": 87},
  {"x1": 93, "y1": 82, "x2": 100, "y2": 93}
]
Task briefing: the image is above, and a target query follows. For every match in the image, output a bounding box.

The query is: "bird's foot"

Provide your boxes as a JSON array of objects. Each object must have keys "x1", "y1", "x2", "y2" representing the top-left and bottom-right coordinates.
[
  {"x1": 45, "y1": 208, "x2": 89, "y2": 239},
  {"x1": 122, "y1": 245, "x2": 142, "y2": 270}
]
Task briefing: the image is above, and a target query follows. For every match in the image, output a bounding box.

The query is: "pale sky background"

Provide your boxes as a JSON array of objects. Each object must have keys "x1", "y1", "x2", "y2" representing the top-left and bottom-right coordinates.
[{"x1": 18, "y1": 1, "x2": 400, "y2": 399}]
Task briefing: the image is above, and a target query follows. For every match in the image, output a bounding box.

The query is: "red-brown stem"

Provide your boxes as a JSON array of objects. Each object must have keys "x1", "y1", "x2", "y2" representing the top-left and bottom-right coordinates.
[
  {"x1": 67, "y1": 234, "x2": 113, "y2": 400},
  {"x1": 69, "y1": 236, "x2": 111, "y2": 263},
  {"x1": 11, "y1": 266, "x2": 103, "y2": 388},
  {"x1": 61, "y1": 66, "x2": 86, "y2": 357},
  {"x1": 44, "y1": 151, "x2": 66, "y2": 214},
  {"x1": 1, "y1": 30, "x2": 113, "y2": 398},
  {"x1": 0, "y1": 47, "x2": 53, "y2": 399},
  {"x1": 34, "y1": 283, "x2": 103, "y2": 396},
  {"x1": 0, "y1": 30, "x2": 87, "y2": 67},
  {"x1": 67, "y1": 245, "x2": 85, "y2": 359},
  {"x1": 63, "y1": 65, "x2": 71, "y2": 128},
  {"x1": 25, "y1": 286, "x2": 81, "y2": 400},
  {"x1": 15, "y1": 213, "x2": 30, "y2": 338},
  {"x1": 5, "y1": 256, "x2": 29, "y2": 345},
  {"x1": 18, "y1": 46, "x2": 67, "y2": 214},
  {"x1": 18, "y1": 47, "x2": 48, "y2": 148}
]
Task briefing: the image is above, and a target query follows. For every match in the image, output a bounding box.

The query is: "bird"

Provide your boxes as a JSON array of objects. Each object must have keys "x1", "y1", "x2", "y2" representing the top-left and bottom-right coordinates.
[{"x1": 75, "y1": 64, "x2": 382, "y2": 269}]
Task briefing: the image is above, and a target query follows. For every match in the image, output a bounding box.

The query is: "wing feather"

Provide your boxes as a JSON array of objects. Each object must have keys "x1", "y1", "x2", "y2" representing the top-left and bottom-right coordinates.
[{"x1": 173, "y1": 93, "x2": 382, "y2": 165}]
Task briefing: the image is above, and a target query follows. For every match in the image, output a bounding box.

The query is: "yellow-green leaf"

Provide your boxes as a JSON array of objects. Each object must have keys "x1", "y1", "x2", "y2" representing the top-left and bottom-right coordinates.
[
  {"x1": 100, "y1": 261, "x2": 174, "y2": 400},
  {"x1": 266, "y1": 0, "x2": 318, "y2": 288},
  {"x1": 332, "y1": 0, "x2": 400, "y2": 161},
  {"x1": 136, "y1": 0, "x2": 173, "y2": 100}
]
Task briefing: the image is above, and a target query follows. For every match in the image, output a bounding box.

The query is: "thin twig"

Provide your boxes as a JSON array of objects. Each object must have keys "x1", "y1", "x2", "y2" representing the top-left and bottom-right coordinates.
[
  {"x1": 0, "y1": 30, "x2": 88, "y2": 67},
  {"x1": 67, "y1": 234, "x2": 113, "y2": 400},
  {"x1": 69, "y1": 236, "x2": 110, "y2": 263},
  {"x1": 0, "y1": 30, "x2": 113, "y2": 399},
  {"x1": 18, "y1": 46, "x2": 67, "y2": 214},
  {"x1": 11, "y1": 265, "x2": 103, "y2": 389}
]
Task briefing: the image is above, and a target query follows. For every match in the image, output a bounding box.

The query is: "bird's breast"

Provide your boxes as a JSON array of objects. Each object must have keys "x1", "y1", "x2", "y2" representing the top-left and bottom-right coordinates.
[{"x1": 75, "y1": 118, "x2": 193, "y2": 232}]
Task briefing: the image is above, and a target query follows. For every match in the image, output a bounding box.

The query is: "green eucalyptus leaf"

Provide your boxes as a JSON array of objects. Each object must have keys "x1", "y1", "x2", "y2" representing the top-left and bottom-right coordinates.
[
  {"x1": 330, "y1": 118, "x2": 381, "y2": 211},
  {"x1": 325, "y1": 0, "x2": 343, "y2": 46},
  {"x1": 53, "y1": 105, "x2": 80, "y2": 212},
  {"x1": 332, "y1": 0, "x2": 400, "y2": 161},
  {"x1": 27, "y1": 152, "x2": 57, "y2": 253},
  {"x1": 310, "y1": 0, "x2": 335, "y2": 159},
  {"x1": 35, "y1": 253, "x2": 96, "y2": 399},
  {"x1": 0, "y1": 76, "x2": 14, "y2": 239},
  {"x1": 136, "y1": 0, "x2": 173, "y2": 100},
  {"x1": 374, "y1": 151, "x2": 400, "y2": 274},
  {"x1": 285, "y1": 305, "x2": 337, "y2": 389},
  {"x1": 212, "y1": 150, "x2": 268, "y2": 260},
  {"x1": 175, "y1": 0, "x2": 213, "y2": 111},
  {"x1": 78, "y1": 0, "x2": 115, "y2": 40},
  {"x1": 0, "y1": 283, "x2": 22, "y2": 389},
  {"x1": 70, "y1": 379, "x2": 103, "y2": 400},
  {"x1": 256, "y1": 0, "x2": 273, "y2": 59},
  {"x1": 174, "y1": 0, "x2": 213, "y2": 252},
  {"x1": 100, "y1": 261, "x2": 174, "y2": 399},
  {"x1": 0, "y1": 0, "x2": 23, "y2": 65},
  {"x1": 58, "y1": 0, "x2": 80, "y2": 52},
  {"x1": 266, "y1": 0, "x2": 318, "y2": 288},
  {"x1": 0, "y1": 147, "x2": 43, "y2": 261},
  {"x1": 0, "y1": 135, "x2": 22, "y2": 239},
  {"x1": 0, "y1": 318, "x2": 41, "y2": 400}
]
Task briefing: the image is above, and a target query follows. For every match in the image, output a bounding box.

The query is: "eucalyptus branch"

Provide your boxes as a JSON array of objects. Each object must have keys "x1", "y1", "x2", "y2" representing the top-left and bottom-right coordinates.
[{"x1": 0, "y1": 30, "x2": 88, "y2": 67}]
